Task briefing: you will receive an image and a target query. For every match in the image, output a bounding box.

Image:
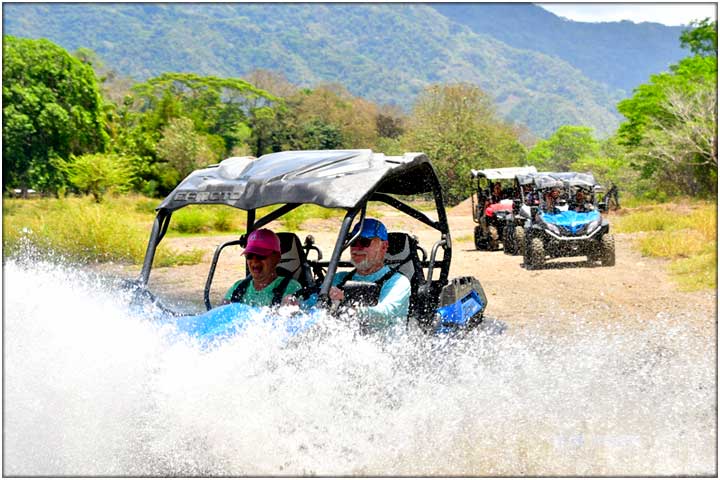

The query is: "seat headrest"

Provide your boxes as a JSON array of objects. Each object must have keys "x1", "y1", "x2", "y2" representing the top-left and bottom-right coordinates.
[
  {"x1": 385, "y1": 232, "x2": 424, "y2": 284},
  {"x1": 277, "y1": 232, "x2": 304, "y2": 281},
  {"x1": 386, "y1": 231, "x2": 411, "y2": 258}
]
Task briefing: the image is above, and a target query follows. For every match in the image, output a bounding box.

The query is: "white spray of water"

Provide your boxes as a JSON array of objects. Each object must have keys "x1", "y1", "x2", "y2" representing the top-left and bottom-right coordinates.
[{"x1": 3, "y1": 259, "x2": 716, "y2": 476}]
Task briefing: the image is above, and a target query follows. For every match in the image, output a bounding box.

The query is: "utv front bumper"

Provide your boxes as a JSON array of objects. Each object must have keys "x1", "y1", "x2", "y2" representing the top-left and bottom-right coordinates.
[{"x1": 533, "y1": 224, "x2": 609, "y2": 257}]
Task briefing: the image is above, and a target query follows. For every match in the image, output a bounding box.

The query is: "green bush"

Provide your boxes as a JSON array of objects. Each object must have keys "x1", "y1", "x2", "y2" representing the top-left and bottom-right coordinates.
[
  {"x1": 60, "y1": 153, "x2": 134, "y2": 203},
  {"x1": 170, "y1": 208, "x2": 213, "y2": 234},
  {"x1": 212, "y1": 207, "x2": 238, "y2": 232},
  {"x1": 134, "y1": 198, "x2": 160, "y2": 214}
]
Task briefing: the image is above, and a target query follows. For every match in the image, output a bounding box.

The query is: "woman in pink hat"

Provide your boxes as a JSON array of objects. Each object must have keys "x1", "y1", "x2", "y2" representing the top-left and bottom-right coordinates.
[{"x1": 222, "y1": 229, "x2": 301, "y2": 307}]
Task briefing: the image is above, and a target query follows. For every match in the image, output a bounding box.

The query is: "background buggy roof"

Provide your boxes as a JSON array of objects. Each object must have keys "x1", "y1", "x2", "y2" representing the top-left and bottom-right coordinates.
[
  {"x1": 531, "y1": 173, "x2": 565, "y2": 190},
  {"x1": 550, "y1": 172, "x2": 597, "y2": 190},
  {"x1": 156, "y1": 150, "x2": 439, "y2": 211},
  {"x1": 515, "y1": 172, "x2": 541, "y2": 185},
  {"x1": 470, "y1": 166, "x2": 537, "y2": 180}
]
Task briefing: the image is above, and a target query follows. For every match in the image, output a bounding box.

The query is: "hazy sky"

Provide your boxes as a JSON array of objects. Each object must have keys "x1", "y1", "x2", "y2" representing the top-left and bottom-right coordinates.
[{"x1": 537, "y1": 3, "x2": 717, "y2": 26}]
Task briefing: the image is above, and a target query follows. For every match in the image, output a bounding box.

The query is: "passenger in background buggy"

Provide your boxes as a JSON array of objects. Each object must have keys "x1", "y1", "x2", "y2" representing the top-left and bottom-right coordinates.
[
  {"x1": 523, "y1": 184, "x2": 539, "y2": 205},
  {"x1": 572, "y1": 188, "x2": 595, "y2": 213},
  {"x1": 543, "y1": 187, "x2": 562, "y2": 213},
  {"x1": 491, "y1": 182, "x2": 504, "y2": 203}
]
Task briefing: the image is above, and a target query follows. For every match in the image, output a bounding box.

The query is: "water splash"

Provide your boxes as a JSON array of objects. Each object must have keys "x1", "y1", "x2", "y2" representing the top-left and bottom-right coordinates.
[{"x1": 3, "y1": 259, "x2": 716, "y2": 476}]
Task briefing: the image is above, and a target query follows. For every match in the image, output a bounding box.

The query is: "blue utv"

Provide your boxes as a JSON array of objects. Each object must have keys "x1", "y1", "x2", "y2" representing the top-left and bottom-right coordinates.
[
  {"x1": 522, "y1": 172, "x2": 615, "y2": 269},
  {"x1": 126, "y1": 150, "x2": 491, "y2": 338}
]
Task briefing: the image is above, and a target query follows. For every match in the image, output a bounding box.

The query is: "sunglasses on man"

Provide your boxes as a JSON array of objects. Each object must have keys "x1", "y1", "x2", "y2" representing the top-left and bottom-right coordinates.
[{"x1": 350, "y1": 237, "x2": 374, "y2": 248}]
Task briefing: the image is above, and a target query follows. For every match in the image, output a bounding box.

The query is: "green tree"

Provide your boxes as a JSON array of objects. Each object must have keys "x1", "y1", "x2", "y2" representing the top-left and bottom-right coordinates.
[
  {"x1": 134, "y1": 72, "x2": 278, "y2": 152},
  {"x1": 401, "y1": 83, "x2": 527, "y2": 204},
  {"x1": 155, "y1": 117, "x2": 220, "y2": 188},
  {"x1": 527, "y1": 125, "x2": 601, "y2": 171},
  {"x1": 570, "y1": 137, "x2": 638, "y2": 194},
  {"x1": 287, "y1": 84, "x2": 379, "y2": 149},
  {"x1": 301, "y1": 120, "x2": 345, "y2": 149},
  {"x1": 617, "y1": 20, "x2": 717, "y2": 196},
  {"x1": 680, "y1": 17, "x2": 717, "y2": 57},
  {"x1": 58, "y1": 153, "x2": 134, "y2": 203},
  {"x1": 108, "y1": 72, "x2": 279, "y2": 194},
  {"x1": 2, "y1": 36, "x2": 108, "y2": 193}
]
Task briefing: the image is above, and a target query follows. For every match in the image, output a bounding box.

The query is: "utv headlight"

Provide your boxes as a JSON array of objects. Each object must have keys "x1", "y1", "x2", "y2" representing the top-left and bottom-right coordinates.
[
  {"x1": 585, "y1": 219, "x2": 600, "y2": 234},
  {"x1": 546, "y1": 223, "x2": 560, "y2": 235}
]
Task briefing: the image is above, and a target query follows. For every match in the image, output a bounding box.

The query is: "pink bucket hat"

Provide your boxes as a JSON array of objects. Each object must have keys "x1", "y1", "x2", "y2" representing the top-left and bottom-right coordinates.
[{"x1": 243, "y1": 229, "x2": 281, "y2": 257}]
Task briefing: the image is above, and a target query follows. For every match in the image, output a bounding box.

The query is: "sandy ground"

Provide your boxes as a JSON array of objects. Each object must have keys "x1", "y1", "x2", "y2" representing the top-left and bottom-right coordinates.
[{"x1": 108, "y1": 202, "x2": 716, "y2": 337}]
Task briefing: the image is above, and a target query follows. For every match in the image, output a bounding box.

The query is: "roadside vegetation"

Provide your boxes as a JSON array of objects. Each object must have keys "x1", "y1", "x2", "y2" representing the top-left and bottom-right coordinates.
[
  {"x1": 613, "y1": 200, "x2": 716, "y2": 291},
  {"x1": 2, "y1": 196, "x2": 351, "y2": 266},
  {"x1": 4, "y1": 20, "x2": 715, "y2": 205},
  {"x1": 3, "y1": 196, "x2": 202, "y2": 266}
]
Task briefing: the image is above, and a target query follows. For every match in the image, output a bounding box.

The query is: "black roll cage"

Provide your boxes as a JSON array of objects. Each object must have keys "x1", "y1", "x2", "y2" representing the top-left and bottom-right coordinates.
[{"x1": 137, "y1": 173, "x2": 452, "y2": 312}]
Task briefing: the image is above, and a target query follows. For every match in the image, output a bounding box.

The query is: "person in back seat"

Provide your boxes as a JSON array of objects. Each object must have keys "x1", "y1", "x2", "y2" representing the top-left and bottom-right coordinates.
[{"x1": 222, "y1": 228, "x2": 302, "y2": 307}]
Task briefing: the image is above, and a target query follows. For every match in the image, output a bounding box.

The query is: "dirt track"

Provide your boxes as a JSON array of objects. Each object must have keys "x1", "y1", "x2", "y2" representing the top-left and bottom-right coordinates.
[{"x1": 128, "y1": 202, "x2": 716, "y2": 337}]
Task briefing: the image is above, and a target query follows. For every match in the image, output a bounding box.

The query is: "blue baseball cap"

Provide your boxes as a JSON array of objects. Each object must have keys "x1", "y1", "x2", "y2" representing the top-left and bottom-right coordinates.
[{"x1": 349, "y1": 218, "x2": 388, "y2": 241}]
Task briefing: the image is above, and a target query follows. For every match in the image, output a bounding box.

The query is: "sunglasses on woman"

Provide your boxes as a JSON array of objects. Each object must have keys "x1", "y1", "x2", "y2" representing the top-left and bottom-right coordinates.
[
  {"x1": 350, "y1": 237, "x2": 373, "y2": 248},
  {"x1": 245, "y1": 253, "x2": 269, "y2": 261}
]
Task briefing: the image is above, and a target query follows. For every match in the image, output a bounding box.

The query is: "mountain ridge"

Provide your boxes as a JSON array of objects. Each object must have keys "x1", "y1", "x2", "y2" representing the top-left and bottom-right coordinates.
[{"x1": 2, "y1": 3, "x2": 688, "y2": 137}]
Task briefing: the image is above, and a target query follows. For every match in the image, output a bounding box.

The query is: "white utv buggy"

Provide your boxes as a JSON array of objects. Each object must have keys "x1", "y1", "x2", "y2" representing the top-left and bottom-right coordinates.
[
  {"x1": 128, "y1": 150, "x2": 491, "y2": 335},
  {"x1": 502, "y1": 172, "x2": 541, "y2": 256},
  {"x1": 469, "y1": 166, "x2": 537, "y2": 251}
]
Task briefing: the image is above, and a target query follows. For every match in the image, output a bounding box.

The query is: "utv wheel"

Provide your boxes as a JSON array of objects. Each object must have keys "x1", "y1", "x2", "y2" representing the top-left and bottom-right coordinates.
[
  {"x1": 503, "y1": 227, "x2": 513, "y2": 254},
  {"x1": 488, "y1": 226, "x2": 500, "y2": 250},
  {"x1": 522, "y1": 241, "x2": 532, "y2": 268},
  {"x1": 514, "y1": 226, "x2": 525, "y2": 256},
  {"x1": 474, "y1": 225, "x2": 484, "y2": 250},
  {"x1": 600, "y1": 234, "x2": 616, "y2": 266},
  {"x1": 528, "y1": 237, "x2": 545, "y2": 269}
]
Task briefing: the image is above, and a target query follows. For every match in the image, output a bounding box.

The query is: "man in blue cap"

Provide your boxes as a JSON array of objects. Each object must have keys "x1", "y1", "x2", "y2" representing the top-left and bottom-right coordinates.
[{"x1": 327, "y1": 218, "x2": 411, "y2": 332}]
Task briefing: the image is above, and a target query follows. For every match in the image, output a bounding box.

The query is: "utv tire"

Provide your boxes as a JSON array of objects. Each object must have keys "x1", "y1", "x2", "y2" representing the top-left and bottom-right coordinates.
[
  {"x1": 488, "y1": 226, "x2": 500, "y2": 251},
  {"x1": 527, "y1": 237, "x2": 545, "y2": 269},
  {"x1": 474, "y1": 225, "x2": 484, "y2": 250},
  {"x1": 514, "y1": 226, "x2": 525, "y2": 256},
  {"x1": 503, "y1": 227, "x2": 513, "y2": 255},
  {"x1": 600, "y1": 234, "x2": 616, "y2": 267}
]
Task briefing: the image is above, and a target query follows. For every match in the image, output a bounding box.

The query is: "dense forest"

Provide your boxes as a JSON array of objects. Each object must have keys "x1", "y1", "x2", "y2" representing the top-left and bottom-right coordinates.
[
  {"x1": 1, "y1": 3, "x2": 690, "y2": 138},
  {"x1": 2, "y1": 19, "x2": 716, "y2": 205}
]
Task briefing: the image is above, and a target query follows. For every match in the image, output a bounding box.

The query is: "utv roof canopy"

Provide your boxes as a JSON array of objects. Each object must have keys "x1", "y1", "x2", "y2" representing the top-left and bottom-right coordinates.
[
  {"x1": 552, "y1": 172, "x2": 597, "y2": 191},
  {"x1": 519, "y1": 171, "x2": 598, "y2": 191},
  {"x1": 157, "y1": 150, "x2": 439, "y2": 212},
  {"x1": 532, "y1": 173, "x2": 565, "y2": 190},
  {"x1": 470, "y1": 166, "x2": 537, "y2": 181}
]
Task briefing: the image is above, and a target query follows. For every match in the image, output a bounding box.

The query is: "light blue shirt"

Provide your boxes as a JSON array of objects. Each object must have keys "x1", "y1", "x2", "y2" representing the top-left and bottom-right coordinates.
[{"x1": 304, "y1": 266, "x2": 411, "y2": 332}]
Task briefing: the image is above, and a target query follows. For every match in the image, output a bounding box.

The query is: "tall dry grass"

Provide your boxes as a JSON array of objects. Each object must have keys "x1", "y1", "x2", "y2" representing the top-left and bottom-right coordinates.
[
  {"x1": 3, "y1": 196, "x2": 203, "y2": 266},
  {"x1": 613, "y1": 200, "x2": 716, "y2": 291}
]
